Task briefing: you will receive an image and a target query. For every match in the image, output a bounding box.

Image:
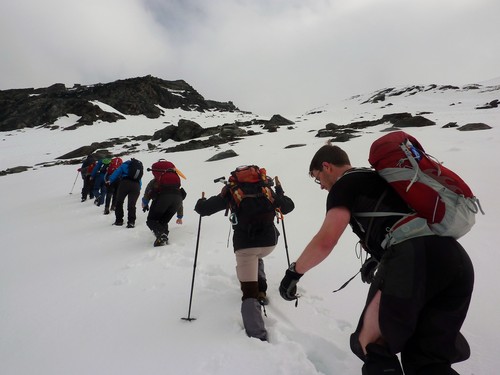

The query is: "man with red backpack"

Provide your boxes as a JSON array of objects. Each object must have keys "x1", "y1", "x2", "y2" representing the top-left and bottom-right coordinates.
[
  {"x1": 279, "y1": 141, "x2": 475, "y2": 374},
  {"x1": 141, "y1": 160, "x2": 186, "y2": 247}
]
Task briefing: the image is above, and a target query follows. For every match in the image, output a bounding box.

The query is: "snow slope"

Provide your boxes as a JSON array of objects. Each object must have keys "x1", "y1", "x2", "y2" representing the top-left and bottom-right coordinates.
[{"x1": 1, "y1": 84, "x2": 499, "y2": 374}]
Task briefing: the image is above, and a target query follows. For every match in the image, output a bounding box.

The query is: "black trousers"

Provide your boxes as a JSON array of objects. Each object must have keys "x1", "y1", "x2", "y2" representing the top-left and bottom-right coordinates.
[
  {"x1": 105, "y1": 180, "x2": 120, "y2": 209},
  {"x1": 114, "y1": 179, "x2": 140, "y2": 223},
  {"x1": 81, "y1": 175, "x2": 93, "y2": 199},
  {"x1": 146, "y1": 192, "x2": 182, "y2": 237},
  {"x1": 351, "y1": 236, "x2": 474, "y2": 375}
]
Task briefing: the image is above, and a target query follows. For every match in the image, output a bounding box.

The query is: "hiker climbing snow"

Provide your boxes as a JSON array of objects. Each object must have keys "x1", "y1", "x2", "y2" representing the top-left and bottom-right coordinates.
[{"x1": 195, "y1": 165, "x2": 295, "y2": 341}]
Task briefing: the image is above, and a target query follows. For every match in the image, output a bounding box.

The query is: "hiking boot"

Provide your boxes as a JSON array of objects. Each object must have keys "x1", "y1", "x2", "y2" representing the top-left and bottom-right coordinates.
[
  {"x1": 81, "y1": 198, "x2": 87, "y2": 202},
  {"x1": 153, "y1": 234, "x2": 168, "y2": 247},
  {"x1": 126, "y1": 222, "x2": 135, "y2": 228},
  {"x1": 103, "y1": 208, "x2": 110, "y2": 215},
  {"x1": 257, "y1": 292, "x2": 269, "y2": 306},
  {"x1": 113, "y1": 220, "x2": 124, "y2": 226}
]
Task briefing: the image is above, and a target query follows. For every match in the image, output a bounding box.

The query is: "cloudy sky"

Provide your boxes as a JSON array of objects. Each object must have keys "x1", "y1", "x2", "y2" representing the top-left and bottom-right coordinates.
[{"x1": 1, "y1": 0, "x2": 499, "y2": 116}]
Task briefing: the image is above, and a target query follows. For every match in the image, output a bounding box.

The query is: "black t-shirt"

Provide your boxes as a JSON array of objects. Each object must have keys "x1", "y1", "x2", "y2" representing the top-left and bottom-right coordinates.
[{"x1": 326, "y1": 168, "x2": 412, "y2": 258}]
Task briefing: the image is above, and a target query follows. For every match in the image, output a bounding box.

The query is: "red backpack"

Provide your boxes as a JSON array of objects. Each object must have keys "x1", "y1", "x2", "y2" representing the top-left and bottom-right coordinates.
[
  {"x1": 356, "y1": 131, "x2": 483, "y2": 248},
  {"x1": 107, "y1": 157, "x2": 123, "y2": 176},
  {"x1": 86, "y1": 161, "x2": 96, "y2": 175},
  {"x1": 150, "y1": 160, "x2": 181, "y2": 187}
]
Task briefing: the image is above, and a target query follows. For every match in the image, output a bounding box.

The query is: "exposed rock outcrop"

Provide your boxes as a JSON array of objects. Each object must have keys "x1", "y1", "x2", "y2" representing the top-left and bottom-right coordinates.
[{"x1": 0, "y1": 75, "x2": 238, "y2": 131}]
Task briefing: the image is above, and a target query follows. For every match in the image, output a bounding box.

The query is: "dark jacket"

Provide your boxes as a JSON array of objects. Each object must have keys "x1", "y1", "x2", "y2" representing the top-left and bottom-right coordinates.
[
  {"x1": 195, "y1": 184, "x2": 294, "y2": 251},
  {"x1": 142, "y1": 179, "x2": 185, "y2": 218}
]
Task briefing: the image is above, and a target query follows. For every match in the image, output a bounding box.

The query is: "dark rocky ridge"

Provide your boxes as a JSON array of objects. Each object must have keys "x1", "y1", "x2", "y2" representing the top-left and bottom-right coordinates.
[{"x1": 0, "y1": 75, "x2": 238, "y2": 132}]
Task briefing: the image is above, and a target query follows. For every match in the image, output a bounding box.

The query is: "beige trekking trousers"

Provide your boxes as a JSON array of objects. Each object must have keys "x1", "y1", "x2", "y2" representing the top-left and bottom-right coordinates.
[{"x1": 235, "y1": 246, "x2": 275, "y2": 282}]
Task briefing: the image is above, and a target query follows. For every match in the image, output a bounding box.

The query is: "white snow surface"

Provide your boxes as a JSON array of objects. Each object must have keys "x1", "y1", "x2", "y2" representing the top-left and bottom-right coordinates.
[{"x1": 1, "y1": 84, "x2": 499, "y2": 374}]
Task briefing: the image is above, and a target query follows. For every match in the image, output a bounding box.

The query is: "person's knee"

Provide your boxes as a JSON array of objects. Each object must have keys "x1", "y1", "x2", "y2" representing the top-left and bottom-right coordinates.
[{"x1": 240, "y1": 281, "x2": 259, "y2": 300}]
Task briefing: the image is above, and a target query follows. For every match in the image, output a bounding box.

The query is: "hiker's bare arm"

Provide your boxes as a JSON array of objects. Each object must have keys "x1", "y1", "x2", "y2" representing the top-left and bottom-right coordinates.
[{"x1": 295, "y1": 207, "x2": 351, "y2": 274}]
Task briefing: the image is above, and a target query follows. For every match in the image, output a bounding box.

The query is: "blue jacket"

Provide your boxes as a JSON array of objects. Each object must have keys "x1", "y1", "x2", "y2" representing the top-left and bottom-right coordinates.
[
  {"x1": 109, "y1": 160, "x2": 142, "y2": 188},
  {"x1": 91, "y1": 160, "x2": 108, "y2": 178}
]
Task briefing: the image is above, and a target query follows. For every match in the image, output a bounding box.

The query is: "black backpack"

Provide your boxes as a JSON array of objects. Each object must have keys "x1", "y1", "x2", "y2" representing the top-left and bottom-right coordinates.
[{"x1": 127, "y1": 158, "x2": 144, "y2": 181}]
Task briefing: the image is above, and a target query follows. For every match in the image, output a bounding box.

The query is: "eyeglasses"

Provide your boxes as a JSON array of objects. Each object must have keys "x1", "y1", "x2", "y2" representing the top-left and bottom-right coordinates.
[{"x1": 312, "y1": 170, "x2": 322, "y2": 184}]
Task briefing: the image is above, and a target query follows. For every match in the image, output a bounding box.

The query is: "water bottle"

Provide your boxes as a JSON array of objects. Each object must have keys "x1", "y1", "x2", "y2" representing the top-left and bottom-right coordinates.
[{"x1": 406, "y1": 141, "x2": 422, "y2": 162}]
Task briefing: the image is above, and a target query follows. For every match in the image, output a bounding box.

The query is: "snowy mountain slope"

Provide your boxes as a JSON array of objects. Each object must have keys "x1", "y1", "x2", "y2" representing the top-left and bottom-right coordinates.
[{"x1": 0, "y1": 83, "x2": 499, "y2": 374}]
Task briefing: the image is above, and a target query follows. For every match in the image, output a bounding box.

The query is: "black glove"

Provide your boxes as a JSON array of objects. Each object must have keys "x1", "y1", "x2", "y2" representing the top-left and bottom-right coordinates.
[
  {"x1": 194, "y1": 197, "x2": 207, "y2": 214},
  {"x1": 279, "y1": 262, "x2": 303, "y2": 301},
  {"x1": 360, "y1": 257, "x2": 379, "y2": 284},
  {"x1": 275, "y1": 184, "x2": 284, "y2": 196},
  {"x1": 141, "y1": 199, "x2": 149, "y2": 212}
]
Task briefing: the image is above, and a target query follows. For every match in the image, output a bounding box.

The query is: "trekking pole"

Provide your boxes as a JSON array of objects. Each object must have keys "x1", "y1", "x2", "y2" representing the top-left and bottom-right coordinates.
[
  {"x1": 182, "y1": 192, "x2": 205, "y2": 322},
  {"x1": 277, "y1": 208, "x2": 291, "y2": 267},
  {"x1": 274, "y1": 176, "x2": 291, "y2": 267},
  {"x1": 69, "y1": 170, "x2": 80, "y2": 194}
]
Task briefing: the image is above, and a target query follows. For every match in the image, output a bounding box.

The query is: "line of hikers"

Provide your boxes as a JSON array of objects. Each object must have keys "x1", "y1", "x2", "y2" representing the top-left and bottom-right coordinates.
[
  {"x1": 75, "y1": 130, "x2": 477, "y2": 375},
  {"x1": 79, "y1": 155, "x2": 184, "y2": 246}
]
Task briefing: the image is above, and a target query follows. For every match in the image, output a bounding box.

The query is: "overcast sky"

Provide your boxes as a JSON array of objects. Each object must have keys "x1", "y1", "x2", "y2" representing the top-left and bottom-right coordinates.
[{"x1": 1, "y1": 0, "x2": 499, "y2": 116}]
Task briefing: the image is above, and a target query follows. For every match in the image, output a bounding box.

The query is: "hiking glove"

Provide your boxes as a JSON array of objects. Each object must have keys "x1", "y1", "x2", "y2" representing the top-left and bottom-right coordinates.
[
  {"x1": 279, "y1": 262, "x2": 303, "y2": 301},
  {"x1": 141, "y1": 198, "x2": 149, "y2": 212}
]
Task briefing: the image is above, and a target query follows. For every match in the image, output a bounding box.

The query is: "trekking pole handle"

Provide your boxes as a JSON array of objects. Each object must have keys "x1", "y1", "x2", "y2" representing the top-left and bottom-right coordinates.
[{"x1": 275, "y1": 208, "x2": 284, "y2": 221}]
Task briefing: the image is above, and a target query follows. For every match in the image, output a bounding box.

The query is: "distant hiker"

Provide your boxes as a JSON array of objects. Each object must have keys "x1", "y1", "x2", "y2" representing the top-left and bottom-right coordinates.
[
  {"x1": 79, "y1": 154, "x2": 95, "y2": 202},
  {"x1": 107, "y1": 158, "x2": 143, "y2": 228},
  {"x1": 90, "y1": 158, "x2": 111, "y2": 206},
  {"x1": 141, "y1": 160, "x2": 186, "y2": 247},
  {"x1": 195, "y1": 165, "x2": 295, "y2": 342},
  {"x1": 279, "y1": 142, "x2": 475, "y2": 374},
  {"x1": 103, "y1": 157, "x2": 123, "y2": 215}
]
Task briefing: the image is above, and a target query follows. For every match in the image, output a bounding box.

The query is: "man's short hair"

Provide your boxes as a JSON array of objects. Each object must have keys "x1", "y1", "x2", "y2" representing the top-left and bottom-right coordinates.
[{"x1": 309, "y1": 142, "x2": 351, "y2": 176}]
